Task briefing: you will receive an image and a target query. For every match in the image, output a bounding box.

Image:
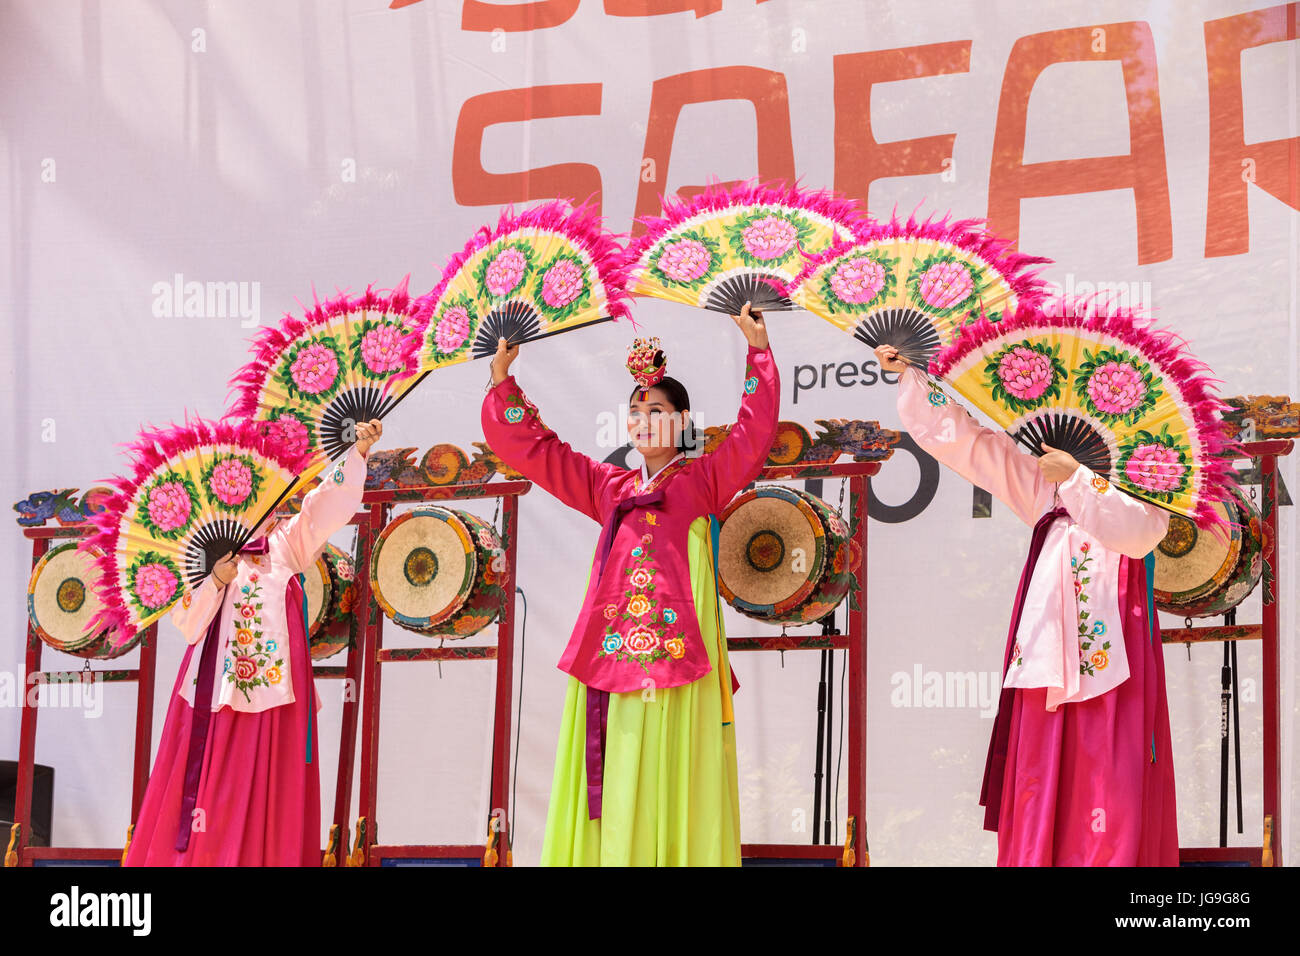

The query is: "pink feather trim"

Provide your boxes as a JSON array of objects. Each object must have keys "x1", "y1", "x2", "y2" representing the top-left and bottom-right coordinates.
[
  {"x1": 418, "y1": 198, "x2": 634, "y2": 329},
  {"x1": 627, "y1": 178, "x2": 870, "y2": 266},
  {"x1": 785, "y1": 209, "x2": 1051, "y2": 303},
  {"x1": 223, "y1": 278, "x2": 426, "y2": 421}
]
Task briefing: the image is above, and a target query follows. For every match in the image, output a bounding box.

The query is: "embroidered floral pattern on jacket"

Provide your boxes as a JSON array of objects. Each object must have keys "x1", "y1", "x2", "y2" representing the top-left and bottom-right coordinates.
[
  {"x1": 224, "y1": 577, "x2": 284, "y2": 702},
  {"x1": 1072, "y1": 542, "x2": 1111, "y2": 677},
  {"x1": 595, "y1": 509, "x2": 690, "y2": 672}
]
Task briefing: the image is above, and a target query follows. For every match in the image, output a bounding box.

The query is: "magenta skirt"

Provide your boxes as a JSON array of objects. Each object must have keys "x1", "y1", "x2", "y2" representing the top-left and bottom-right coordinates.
[
  {"x1": 124, "y1": 589, "x2": 319, "y2": 867},
  {"x1": 990, "y1": 553, "x2": 1179, "y2": 866}
]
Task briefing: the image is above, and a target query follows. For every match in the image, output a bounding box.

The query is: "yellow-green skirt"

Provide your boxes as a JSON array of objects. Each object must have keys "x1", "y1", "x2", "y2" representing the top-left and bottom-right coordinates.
[{"x1": 540, "y1": 518, "x2": 741, "y2": 866}]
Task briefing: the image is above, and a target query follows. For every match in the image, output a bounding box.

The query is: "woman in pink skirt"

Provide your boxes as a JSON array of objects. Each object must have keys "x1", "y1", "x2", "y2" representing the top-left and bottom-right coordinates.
[
  {"x1": 124, "y1": 421, "x2": 379, "y2": 866},
  {"x1": 877, "y1": 345, "x2": 1178, "y2": 866}
]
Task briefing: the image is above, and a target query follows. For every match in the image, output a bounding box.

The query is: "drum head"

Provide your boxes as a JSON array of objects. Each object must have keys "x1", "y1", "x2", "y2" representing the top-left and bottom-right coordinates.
[
  {"x1": 719, "y1": 486, "x2": 826, "y2": 613},
  {"x1": 370, "y1": 508, "x2": 476, "y2": 631},
  {"x1": 28, "y1": 541, "x2": 109, "y2": 654}
]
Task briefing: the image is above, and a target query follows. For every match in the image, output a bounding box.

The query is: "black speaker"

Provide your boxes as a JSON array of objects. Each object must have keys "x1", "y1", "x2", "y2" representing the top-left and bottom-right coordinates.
[{"x1": 0, "y1": 761, "x2": 54, "y2": 847}]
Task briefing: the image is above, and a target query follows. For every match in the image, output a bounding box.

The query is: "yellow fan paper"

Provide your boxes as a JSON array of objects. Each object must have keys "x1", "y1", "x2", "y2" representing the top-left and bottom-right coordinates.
[
  {"x1": 407, "y1": 200, "x2": 631, "y2": 385},
  {"x1": 789, "y1": 214, "x2": 1048, "y2": 369},
  {"x1": 626, "y1": 181, "x2": 865, "y2": 315},
  {"x1": 81, "y1": 418, "x2": 308, "y2": 641},
  {"x1": 931, "y1": 302, "x2": 1236, "y2": 525}
]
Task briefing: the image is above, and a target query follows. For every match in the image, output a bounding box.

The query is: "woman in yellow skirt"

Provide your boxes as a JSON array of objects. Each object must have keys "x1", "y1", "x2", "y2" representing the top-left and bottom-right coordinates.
[{"x1": 481, "y1": 305, "x2": 778, "y2": 865}]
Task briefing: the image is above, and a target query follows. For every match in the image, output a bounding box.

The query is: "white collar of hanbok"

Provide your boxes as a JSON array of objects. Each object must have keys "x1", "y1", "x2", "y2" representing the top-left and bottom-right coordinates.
[{"x1": 639, "y1": 452, "x2": 686, "y2": 491}]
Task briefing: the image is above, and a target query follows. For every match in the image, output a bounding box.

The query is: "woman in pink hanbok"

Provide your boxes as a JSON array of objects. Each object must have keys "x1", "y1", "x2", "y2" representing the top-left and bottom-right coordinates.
[
  {"x1": 123, "y1": 421, "x2": 381, "y2": 866},
  {"x1": 877, "y1": 345, "x2": 1178, "y2": 866}
]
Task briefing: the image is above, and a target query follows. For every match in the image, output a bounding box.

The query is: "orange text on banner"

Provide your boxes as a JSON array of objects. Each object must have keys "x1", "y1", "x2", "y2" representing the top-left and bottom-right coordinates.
[
  {"x1": 632, "y1": 66, "x2": 796, "y2": 235},
  {"x1": 1204, "y1": 2, "x2": 1300, "y2": 257},
  {"x1": 453, "y1": 84, "x2": 604, "y2": 211},
  {"x1": 987, "y1": 21, "x2": 1172, "y2": 264},
  {"x1": 832, "y1": 40, "x2": 972, "y2": 211}
]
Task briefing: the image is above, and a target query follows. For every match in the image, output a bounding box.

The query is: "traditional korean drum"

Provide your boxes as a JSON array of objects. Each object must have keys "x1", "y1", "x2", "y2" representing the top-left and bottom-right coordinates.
[
  {"x1": 306, "y1": 543, "x2": 357, "y2": 660},
  {"x1": 1154, "y1": 487, "x2": 1264, "y2": 618},
  {"x1": 717, "y1": 485, "x2": 856, "y2": 625},
  {"x1": 369, "y1": 507, "x2": 506, "y2": 639},
  {"x1": 28, "y1": 541, "x2": 142, "y2": 660}
]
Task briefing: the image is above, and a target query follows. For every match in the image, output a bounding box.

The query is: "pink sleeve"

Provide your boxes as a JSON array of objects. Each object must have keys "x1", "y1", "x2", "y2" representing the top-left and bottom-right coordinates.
[
  {"x1": 169, "y1": 575, "x2": 226, "y2": 646},
  {"x1": 896, "y1": 367, "x2": 1051, "y2": 526},
  {"x1": 695, "y1": 345, "x2": 780, "y2": 513},
  {"x1": 481, "y1": 376, "x2": 624, "y2": 523},
  {"x1": 1057, "y1": 465, "x2": 1171, "y2": 558},
  {"x1": 280, "y1": 445, "x2": 368, "y2": 574}
]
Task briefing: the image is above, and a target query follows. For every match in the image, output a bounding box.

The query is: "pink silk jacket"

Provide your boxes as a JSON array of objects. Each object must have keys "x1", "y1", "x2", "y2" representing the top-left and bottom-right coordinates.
[{"x1": 481, "y1": 344, "x2": 780, "y2": 693}]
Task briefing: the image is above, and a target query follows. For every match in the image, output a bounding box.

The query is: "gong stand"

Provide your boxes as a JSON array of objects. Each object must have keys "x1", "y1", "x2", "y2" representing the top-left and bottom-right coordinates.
[
  {"x1": 345, "y1": 472, "x2": 528, "y2": 867},
  {"x1": 1160, "y1": 438, "x2": 1292, "y2": 867},
  {"x1": 7, "y1": 522, "x2": 157, "y2": 867},
  {"x1": 725, "y1": 458, "x2": 879, "y2": 867}
]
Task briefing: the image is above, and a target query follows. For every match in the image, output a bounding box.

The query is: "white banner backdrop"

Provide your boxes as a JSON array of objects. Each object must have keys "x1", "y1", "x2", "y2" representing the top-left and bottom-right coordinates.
[{"x1": 2, "y1": 0, "x2": 1296, "y2": 865}]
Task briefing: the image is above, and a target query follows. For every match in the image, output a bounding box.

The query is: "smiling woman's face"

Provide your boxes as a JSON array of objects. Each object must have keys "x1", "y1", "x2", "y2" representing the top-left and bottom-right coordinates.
[{"x1": 627, "y1": 386, "x2": 688, "y2": 453}]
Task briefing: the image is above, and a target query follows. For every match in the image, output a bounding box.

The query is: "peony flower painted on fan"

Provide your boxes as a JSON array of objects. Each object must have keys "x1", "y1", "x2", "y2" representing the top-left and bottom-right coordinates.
[
  {"x1": 134, "y1": 561, "x2": 179, "y2": 610},
  {"x1": 741, "y1": 215, "x2": 799, "y2": 261},
  {"x1": 290, "y1": 342, "x2": 341, "y2": 396},
  {"x1": 209, "y1": 457, "x2": 254, "y2": 508},
  {"x1": 1086, "y1": 361, "x2": 1147, "y2": 416},
  {"x1": 829, "y1": 256, "x2": 888, "y2": 305},
  {"x1": 540, "y1": 258, "x2": 585, "y2": 308},
  {"x1": 1123, "y1": 442, "x2": 1187, "y2": 493},
  {"x1": 360, "y1": 322, "x2": 406, "y2": 375},
  {"x1": 146, "y1": 481, "x2": 193, "y2": 534},
  {"x1": 484, "y1": 247, "x2": 529, "y2": 297},
  {"x1": 916, "y1": 260, "x2": 975, "y2": 310},
  {"x1": 624, "y1": 626, "x2": 659, "y2": 655},
  {"x1": 433, "y1": 302, "x2": 472, "y2": 356},
  {"x1": 655, "y1": 238, "x2": 713, "y2": 283},
  {"x1": 996, "y1": 346, "x2": 1055, "y2": 402},
  {"x1": 266, "y1": 414, "x2": 312, "y2": 461}
]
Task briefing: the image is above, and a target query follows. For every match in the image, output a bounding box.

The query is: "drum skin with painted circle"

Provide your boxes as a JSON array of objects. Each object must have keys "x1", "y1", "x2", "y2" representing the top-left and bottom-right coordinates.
[
  {"x1": 1153, "y1": 485, "x2": 1264, "y2": 618},
  {"x1": 28, "y1": 540, "x2": 143, "y2": 660},
  {"x1": 369, "y1": 507, "x2": 506, "y2": 639},
  {"x1": 717, "y1": 485, "x2": 857, "y2": 625}
]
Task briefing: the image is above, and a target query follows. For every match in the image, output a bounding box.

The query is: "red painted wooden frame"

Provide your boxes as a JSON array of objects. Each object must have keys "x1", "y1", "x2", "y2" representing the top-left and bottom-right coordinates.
[
  {"x1": 349, "y1": 479, "x2": 529, "y2": 867},
  {"x1": 725, "y1": 460, "x2": 879, "y2": 867},
  {"x1": 1160, "y1": 439, "x2": 1292, "y2": 867}
]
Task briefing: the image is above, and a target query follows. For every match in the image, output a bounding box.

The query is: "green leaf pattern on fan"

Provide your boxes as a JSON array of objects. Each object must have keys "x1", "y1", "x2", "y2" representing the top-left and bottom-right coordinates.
[
  {"x1": 1116, "y1": 423, "x2": 1190, "y2": 502},
  {"x1": 427, "y1": 293, "x2": 479, "y2": 363},
  {"x1": 532, "y1": 251, "x2": 592, "y2": 324},
  {"x1": 127, "y1": 550, "x2": 184, "y2": 613},
  {"x1": 723, "y1": 208, "x2": 815, "y2": 269},
  {"x1": 474, "y1": 240, "x2": 535, "y2": 300},
  {"x1": 136, "y1": 471, "x2": 201, "y2": 540},
  {"x1": 906, "y1": 252, "x2": 987, "y2": 319},
  {"x1": 277, "y1": 334, "x2": 347, "y2": 405},
  {"x1": 201, "y1": 452, "x2": 263, "y2": 515},
  {"x1": 1072, "y1": 347, "x2": 1164, "y2": 426},
  {"x1": 983, "y1": 340, "x2": 1067, "y2": 414},
  {"x1": 818, "y1": 250, "x2": 899, "y2": 314},
  {"x1": 649, "y1": 229, "x2": 721, "y2": 290}
]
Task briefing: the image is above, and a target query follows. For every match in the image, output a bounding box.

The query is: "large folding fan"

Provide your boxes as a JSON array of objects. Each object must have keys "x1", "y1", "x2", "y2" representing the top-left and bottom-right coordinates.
[
  {"x1": 225, "y1": 279, "x2": 425, "y2": 516},
  {"x1": 80, "y1": 417, "x2": 309, "y2": 640},
  {"x1": 408, "y1": 199, "x2": 632, "y2": 384},
  {"x1": 788, "y1": 213, "x2": 1048, "y2": 368},
  {"x1": 626, "y1": 180, "x2": 867, "y2": 315},
  {"x1": 930, "y1": 300, "x2": 1238, "y2": 527}
]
